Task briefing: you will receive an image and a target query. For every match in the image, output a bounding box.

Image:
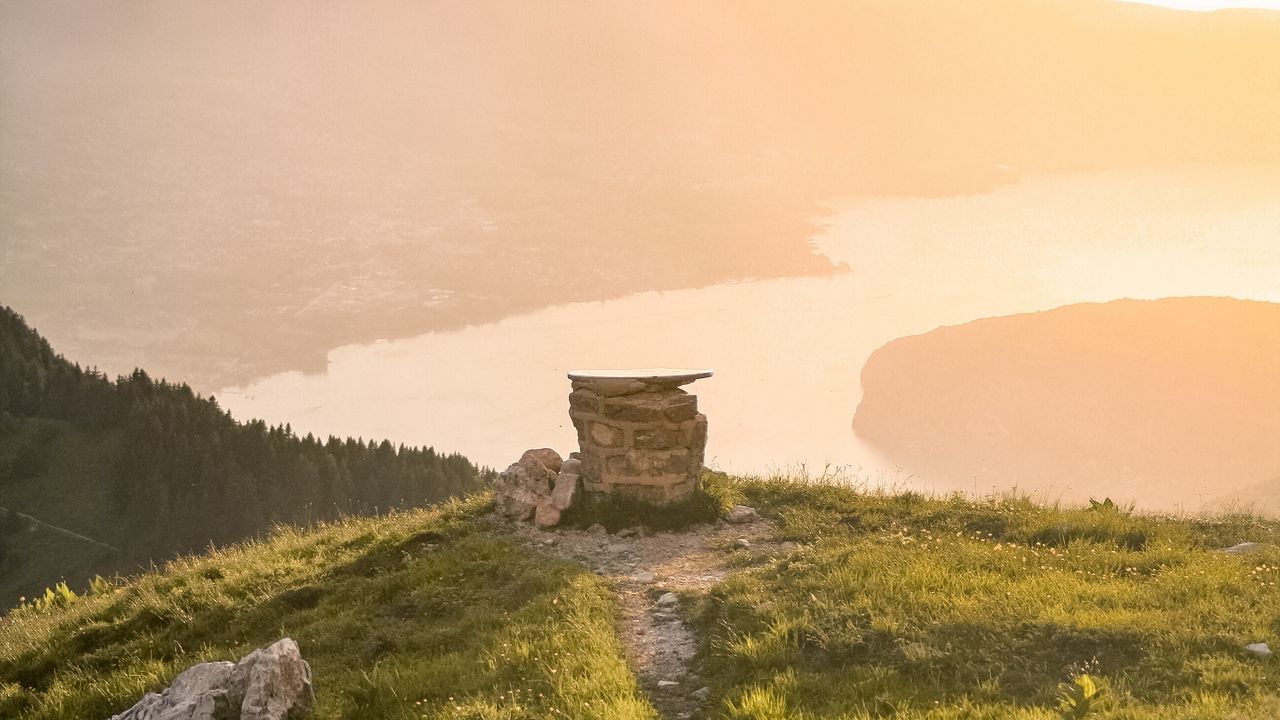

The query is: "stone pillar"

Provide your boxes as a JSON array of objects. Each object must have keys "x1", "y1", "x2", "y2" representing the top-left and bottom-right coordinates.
[{"x1": 567, "y1": 369, "x2": 712, "y2": 504}]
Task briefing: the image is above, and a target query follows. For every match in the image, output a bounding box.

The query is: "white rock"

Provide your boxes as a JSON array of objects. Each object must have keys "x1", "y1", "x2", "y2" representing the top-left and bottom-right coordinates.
[
  {"x1": 1222, "y1": 542, "x2": 1267, "y2": 556},
  {"x1": 111, "y1": 639, "x2": 312, "y2": 720},
  {"x1": 1246, "y1": 642, "x2": 1273, "y2": 659},
  {"x1": 734, "y1": 538, "x2": 751, "y2": 549},
  {"x1": 228, "y1": 638, "x2": 315, "y2": 720},
  {"x1": 693, "y1": 686, "x2": 711, "y2": 701},
  {"x1": 657, "y1": 679, "x2": 679, "y2": 688},
  {"x1": 111, "y1": 661, "x2": 235, "y2": 720},
  {"x1": 725, "y1": 505, "x2": 759, "y2": 524},
  {"x1": 656, "y1": 592, "x2": 679, "y2": 607}
]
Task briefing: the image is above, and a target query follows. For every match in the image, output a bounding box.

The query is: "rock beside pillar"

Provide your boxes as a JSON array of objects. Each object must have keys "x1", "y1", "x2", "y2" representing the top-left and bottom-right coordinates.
[{"x1": 493, "y1": 448, "x2": 563, "y2": 521}]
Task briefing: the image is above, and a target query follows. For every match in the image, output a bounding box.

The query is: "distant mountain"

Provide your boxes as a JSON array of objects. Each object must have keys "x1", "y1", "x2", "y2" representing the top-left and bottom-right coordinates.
[
  {"x1": 2, "y1": 0, "x2": 1276, "y2": 390},
  {"x1": 854, "y1": 297, "x2": 1280, "y2": 513},
  {"x1": 0, "y1": 306, "x2": 483, "y2": 605}
]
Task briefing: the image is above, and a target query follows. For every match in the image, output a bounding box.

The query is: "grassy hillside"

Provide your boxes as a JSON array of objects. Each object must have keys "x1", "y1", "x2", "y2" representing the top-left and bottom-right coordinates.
[
  {"x1": 0, "y1": 495, "x2": 654, "y2": 720},
  {"x1": 695, "y1": 478, "x2": 1280, "y2": 719},
  {"x1": 3, "y1": 477, "x2": 1277, "y2": 719}
]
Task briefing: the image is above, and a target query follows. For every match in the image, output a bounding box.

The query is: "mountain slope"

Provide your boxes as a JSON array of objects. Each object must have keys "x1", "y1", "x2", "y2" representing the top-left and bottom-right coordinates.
[
  {"x1": 0, "y1": 497, "x2": 655, "y2": 720},
  {"x1": 0, "y1": 306, "x2": 484, "y2": 605}
]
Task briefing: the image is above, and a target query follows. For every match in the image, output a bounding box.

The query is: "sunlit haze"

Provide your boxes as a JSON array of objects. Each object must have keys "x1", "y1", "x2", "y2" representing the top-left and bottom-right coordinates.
[
  {"x1": 3, "y1": 0, "x2": 1278, "y2": 509},
  {"x1": 2, "y1": 3, "x2": 1279, "y2": 685},
  {"x1": 7, "y1": 0, "x2": 1280, "y2": 707},
  {"x1": 1125, "y1": 0, "x2": 1280, "y2": 9}
]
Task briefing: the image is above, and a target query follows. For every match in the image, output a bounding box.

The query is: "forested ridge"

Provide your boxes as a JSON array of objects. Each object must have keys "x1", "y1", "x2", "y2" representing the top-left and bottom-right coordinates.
[{"x1": 0, "y1": 305, "x2": 484, "y2": 605}]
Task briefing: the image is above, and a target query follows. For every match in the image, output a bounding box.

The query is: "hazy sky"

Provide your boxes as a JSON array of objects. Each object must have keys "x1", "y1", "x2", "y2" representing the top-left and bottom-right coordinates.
[
  {"x1": 1131, "y1": 0, "x2": 1280, "y2": 8},
  {"x1": 2, "y1": 0, "x2": 1278, "y2": 391}
]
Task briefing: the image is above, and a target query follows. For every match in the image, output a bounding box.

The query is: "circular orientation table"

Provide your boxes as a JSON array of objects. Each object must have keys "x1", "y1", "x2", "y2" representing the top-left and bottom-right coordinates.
[{"x1": 567, "y1": 368, "x2": 713, "y2": 385}]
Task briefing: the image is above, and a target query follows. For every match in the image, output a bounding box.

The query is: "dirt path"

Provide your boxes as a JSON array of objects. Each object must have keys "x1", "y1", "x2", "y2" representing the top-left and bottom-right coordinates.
[{"x1": 508, "y1": 515, "x2": 791, "y2": 720}]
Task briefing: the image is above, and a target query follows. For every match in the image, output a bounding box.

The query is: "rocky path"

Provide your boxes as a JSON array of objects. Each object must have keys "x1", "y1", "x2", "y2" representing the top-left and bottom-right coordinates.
[{"x1": 509, "y1": 512, "x2": 789, "y2": 719}]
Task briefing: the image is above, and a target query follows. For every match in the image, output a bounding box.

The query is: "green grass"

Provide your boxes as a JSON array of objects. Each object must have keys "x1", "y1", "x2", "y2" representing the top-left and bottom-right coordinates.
[
  {"x1": 0, "y1": 495, "x2": 656, "y2": 720},
  {"x1": 4, "y1": 474, "x2": 1278, "y2": 720},
  {"x1": 691, "y1": 474, "x2": 1280, "y2": 719}
]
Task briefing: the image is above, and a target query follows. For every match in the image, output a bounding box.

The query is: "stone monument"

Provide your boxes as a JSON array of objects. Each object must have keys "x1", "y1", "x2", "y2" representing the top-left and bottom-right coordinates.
[{"x1": 567, "y1": 368, "x2": 712, "y2": 504}]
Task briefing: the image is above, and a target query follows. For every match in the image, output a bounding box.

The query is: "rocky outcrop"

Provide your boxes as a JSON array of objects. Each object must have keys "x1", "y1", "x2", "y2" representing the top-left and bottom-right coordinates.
[
  {"x1": 229, "y1": 639, "x2": 315, "y2": 720},
  {"x1": 110, "y1": 638, "x2": 313, "y2": 720},
  {"x1": 110, "y1": 662, "x2": 236, "y2": 720},
  {"x1": 492, "y1": 448, "x2": 562, "y2": 522},
  {"x1": 492, "y1": 448, "x2": 588, "y2": 527}
]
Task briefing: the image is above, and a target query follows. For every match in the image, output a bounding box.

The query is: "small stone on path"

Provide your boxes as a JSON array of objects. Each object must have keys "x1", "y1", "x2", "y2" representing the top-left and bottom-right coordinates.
[
  {"x1": 734, "y1": 538, "x2": 751, "y2": 549},
  {"x1": 725, "y1": 505, "x2": 758, "y2": 524},
  {"x1": 587, "y1": 523, "x2": 607, "y2": 536},
  {"x1": 656, "y1": 592, "x2": 679, "y2": 607},
  {"x1": 657, "y1": 680, "x2": 679, "y2": 688},
  {"x1": 693, "y1": 686, "x2": 711, "y2": 701},
  {"x1": 1246, "y1": 642, "x2": 1273, "y2": 659}
]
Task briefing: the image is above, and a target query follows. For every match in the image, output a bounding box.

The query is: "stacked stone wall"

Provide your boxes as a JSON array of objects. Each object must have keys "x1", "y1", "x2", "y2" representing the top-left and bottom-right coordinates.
[{"x1": 568, "y1": 380, "x2": 707, "y2": 504}]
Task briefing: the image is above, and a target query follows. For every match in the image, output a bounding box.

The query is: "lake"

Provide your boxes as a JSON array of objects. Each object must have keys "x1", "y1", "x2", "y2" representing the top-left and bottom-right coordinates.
[{"x1": 220, "y1": 167, "x2": 1280, "y2": 509}]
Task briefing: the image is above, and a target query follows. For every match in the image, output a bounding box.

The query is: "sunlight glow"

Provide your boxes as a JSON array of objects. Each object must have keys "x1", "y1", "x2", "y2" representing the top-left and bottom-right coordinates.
[{"x1": 1121, "y1": 0, "x2": 1280, "y2": 10}]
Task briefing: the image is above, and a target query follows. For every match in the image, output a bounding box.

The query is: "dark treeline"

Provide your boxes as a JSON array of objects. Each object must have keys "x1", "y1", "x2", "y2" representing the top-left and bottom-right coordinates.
[{"x1": 0, "y1": 305, "x2": 483, "y2": 597}]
